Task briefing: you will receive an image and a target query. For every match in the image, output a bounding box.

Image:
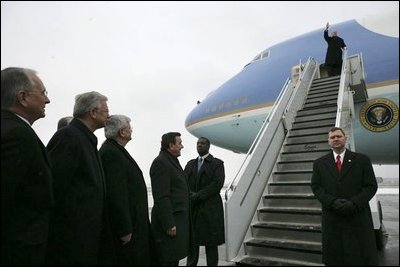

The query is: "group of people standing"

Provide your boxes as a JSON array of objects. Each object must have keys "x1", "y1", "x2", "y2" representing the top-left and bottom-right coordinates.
[
  {"x1": 1, "y1": 32, "x2": 380, "y2": 267},
  {"x1": 1, "y1": 67, "x2": 226, "y2": 266}
]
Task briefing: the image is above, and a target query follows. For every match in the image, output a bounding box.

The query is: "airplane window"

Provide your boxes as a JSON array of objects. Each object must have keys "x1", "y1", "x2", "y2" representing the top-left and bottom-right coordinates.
[
  {"x1": 253, "y1": 50, "x2": 270, "y2": 61},
  {"x1": 261, "y1": 50, "x2": 270, "y2": 59},
  {"x1": 252, "y1": 54, "x2": 262, "y2": 61},
  {"x1": 245, "y1": 50, "x2": 270, "y2": 68}
]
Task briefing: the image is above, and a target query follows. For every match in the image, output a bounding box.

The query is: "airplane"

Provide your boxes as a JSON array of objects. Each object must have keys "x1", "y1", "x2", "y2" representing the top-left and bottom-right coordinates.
[
  {"x1": 185, "y1": 11, "x2": 399, "y2": 164},
  {"x1": 185, "y1": 11, "x2": 398, "y2": 264}
]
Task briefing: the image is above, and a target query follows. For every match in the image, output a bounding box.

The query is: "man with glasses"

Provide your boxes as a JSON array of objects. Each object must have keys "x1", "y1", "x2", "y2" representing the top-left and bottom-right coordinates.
[
  {"x1": 46, "y1": 91, "x2": 112, "y2": 265},
  {"x1": 1, "y1": 67, "x2": 53, "y2": 266}
]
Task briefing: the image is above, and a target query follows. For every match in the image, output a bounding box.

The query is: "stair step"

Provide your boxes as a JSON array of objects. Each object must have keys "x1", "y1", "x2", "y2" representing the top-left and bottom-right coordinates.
[
  {"x1": 296, "y1": 105, "x2": 337, "y2": 117},
  {"x1": 244, "y1": 238, "x2": 322, "y2": 263},
  {"x1": 253, "y1": 221, "x2": 321, "y2": 232},
  {"x1": 280, "y1": 150, "x2": 329, "y2": 161},
  {"x1": 309, "y1": 84, "x2": 339, "y2": 93},
  {"x1": 237, "y1": 255, "x2": 323, "y2": 266},
  {"x1": 286, "y1": 133, "x2": 327, "y2": 144},
  {"x1": 290, "y1": 125, "x2": 334, "y2": 136},
  {"x1": 245, "y1": 237, "x2": 321, "y2": 252},
  {"x1": 293, "y1": 117, "x2": 336, "y2": 128},
  {"x1": 303, "y1": 99, "x2": 337, "y2": 109},
  {"x1": 251, "y1": 222, "x2": 322, "y2": 243},
  {"x1": 276, "y1": 160, "x2": 314, "y2": 171},
  {"x1": 305, "y1": 95, "x2": 337, "y2": 104},
  {"x1": 268, "y1": 181, "x2": 313, "y2": 194},
  {"x1": 283, "y1": 142, "x2": 329, "y2": 153},
  {"x1": 272, "y1": 171, "x2": 313, "y2": 182},
  {"x1": 307, "y1": 90, "x2": 338, "y2": 99},
  {"x1": 262, "y1": 195, "x2": 321, "y2": 209},
  {"x1": 259, "y1": 206, "x2": 321, "y2": 215}
]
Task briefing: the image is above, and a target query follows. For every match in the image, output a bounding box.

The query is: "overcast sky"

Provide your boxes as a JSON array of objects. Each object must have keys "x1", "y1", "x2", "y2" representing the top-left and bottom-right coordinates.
[{"x1": 2, "y1": 1, "x2": 398, "y2": 186}]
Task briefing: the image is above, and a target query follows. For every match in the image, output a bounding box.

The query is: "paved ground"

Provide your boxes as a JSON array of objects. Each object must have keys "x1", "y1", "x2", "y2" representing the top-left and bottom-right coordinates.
[
  {"x1": 376, "y1": 193, "x2": 399, "y2": 266},
  {"x1": 179, "y1": 190, "x2": 399, "y2": 266}
]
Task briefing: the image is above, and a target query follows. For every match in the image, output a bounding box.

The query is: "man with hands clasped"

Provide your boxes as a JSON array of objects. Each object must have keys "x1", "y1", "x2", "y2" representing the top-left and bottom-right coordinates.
[{"x1": 311, "y1": 127, "x2": 378, "y2": 266}]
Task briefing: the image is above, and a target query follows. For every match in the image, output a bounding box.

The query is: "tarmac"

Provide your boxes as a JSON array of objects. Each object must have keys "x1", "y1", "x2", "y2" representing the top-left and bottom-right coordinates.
[{"x1": 179, "y1": 188, "x2": 399, "y2": 266}]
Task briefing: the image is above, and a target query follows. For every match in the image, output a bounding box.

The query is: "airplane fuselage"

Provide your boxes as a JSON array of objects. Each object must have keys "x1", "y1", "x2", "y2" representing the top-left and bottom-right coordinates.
[{"x1": 185, "y1": 13, "x2": 399, "y2": 164}]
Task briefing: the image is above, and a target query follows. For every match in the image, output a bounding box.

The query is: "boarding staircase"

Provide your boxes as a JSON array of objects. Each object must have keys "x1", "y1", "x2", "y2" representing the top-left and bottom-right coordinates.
[{"x1": 224, "y1": 53, "x2": 364, "y2": 265}]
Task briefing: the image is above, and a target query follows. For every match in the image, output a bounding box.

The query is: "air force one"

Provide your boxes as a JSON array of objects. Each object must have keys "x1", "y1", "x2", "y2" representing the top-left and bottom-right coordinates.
[
  {"x1": 185, "y1": 12, "x2": 398, "y2": 264},
  {"x1": 185, "y1": 12, "x2": 399, "y2": 164}
]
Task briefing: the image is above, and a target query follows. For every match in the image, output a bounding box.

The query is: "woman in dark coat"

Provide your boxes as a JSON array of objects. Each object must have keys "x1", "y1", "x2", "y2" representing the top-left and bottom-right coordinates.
[
  {"x1": 99, "y1": 115, "x2": 152, "y2": 266},
  {"x1": 184, "y1": 137, "x2": 225, "y2": 266}
]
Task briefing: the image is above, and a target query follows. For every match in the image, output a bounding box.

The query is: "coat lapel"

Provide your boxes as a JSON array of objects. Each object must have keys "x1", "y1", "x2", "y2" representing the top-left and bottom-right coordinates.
[
  {"x1": 339, "y1": 150, "x2": 356, "y2": 178},
  {"x1": 322, "y1": 152, "x2": 339, "y2": 179}
]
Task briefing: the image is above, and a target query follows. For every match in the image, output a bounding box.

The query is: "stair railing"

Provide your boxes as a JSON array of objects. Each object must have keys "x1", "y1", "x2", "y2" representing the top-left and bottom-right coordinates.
[
  {"x1": 335, "y1": 50, "x2": 362, "y2": 150},
  {"x1": 224, "y1": 57, "x2": 317, "y2": 261}
]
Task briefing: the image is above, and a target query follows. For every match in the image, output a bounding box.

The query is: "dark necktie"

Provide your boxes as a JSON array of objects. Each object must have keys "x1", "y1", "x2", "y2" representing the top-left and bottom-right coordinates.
[
  {"x1": 336, "y1": 155, "x2": 342, "y2": 172},
  {"x1": 198, "y1": 157, "x2": 203, "y2": 171}
]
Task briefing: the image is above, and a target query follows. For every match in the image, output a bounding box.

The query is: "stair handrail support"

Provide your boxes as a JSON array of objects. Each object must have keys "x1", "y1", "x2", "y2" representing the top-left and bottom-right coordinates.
[
  {"x1": 224, "y1": 57, "x2": 317, "y2": 262},
  {"x1": 336, "y1": 50, "x2": 361, "y2": 150},
  {"x1": 224, "y1": 77, "x2": 291, "y2": 201},
  {"x1": 284, "y1": 57, "x2": 318, "y2": 130}
]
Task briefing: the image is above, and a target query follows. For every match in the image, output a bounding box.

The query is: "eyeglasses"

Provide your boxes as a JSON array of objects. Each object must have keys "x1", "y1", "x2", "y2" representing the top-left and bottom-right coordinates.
[{"x1": 26, "y1": 89, "x2": 48, "y2": 97}]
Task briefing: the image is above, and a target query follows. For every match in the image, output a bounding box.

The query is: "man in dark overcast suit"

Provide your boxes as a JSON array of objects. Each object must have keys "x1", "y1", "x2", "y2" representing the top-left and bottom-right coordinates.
[
  {"x1": 150, "y1": 132, "x2": 190, "y2": 266},
  {"x1": 311, "y1": 127, "x2": 378, "y2": 266},
  {"x1": 99, "y1": 115, "x2": 152, "y2": 266},
  {"x1": 46, "y1": 91, "x2": 111, "y2": 265},
  {"x1": 1, "y1": 67, "x2": 53, "y2": 266}
]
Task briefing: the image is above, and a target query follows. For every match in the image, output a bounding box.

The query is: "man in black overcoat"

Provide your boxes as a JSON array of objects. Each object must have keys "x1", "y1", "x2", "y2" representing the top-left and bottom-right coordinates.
[
  {"x1": 46, "y1": 91, "x2": 111, "y2": 265},
  {"x1": 150, "y1": 132, "x2": 190, "y2": 266},
  {"x1": 1, "y1": 67, "x2": 53, "y2": 266},
  {"x1": 324, "y1": 22, "x2": 347, "y2": 76},
  {"x1": 311, "y1": 127, "x2": 378, "y2": 266},
  {"x1": 185, "y1": 137, "x2": 225, "y2": 266},
  {"x1": 99, "y1": 115, "x2": 152, "y2": 266}
]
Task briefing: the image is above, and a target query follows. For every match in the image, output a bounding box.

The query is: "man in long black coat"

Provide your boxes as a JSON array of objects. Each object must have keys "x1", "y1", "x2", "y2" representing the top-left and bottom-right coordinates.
[
  {"x1": 324, "y1": 22, "x2": 347, "y2": 76},
  {"x1": 150, "y1": 132, "x2": 190, "y2": 266},
  {"x1": 46, "y1": 91, "x2": 111, "y2": 265},
  {"x1": 1, "y1": 67, "x2": 53, "y2": 266},
  {"x1": 311, "y1": 127, "x2": 378, "y2": 266},
  {"x1": 99, "y1": 115, "x2": 152, "y2": 266},
  {"x1": 185, "y1": 137, "x2": 225, "y2": 266}
]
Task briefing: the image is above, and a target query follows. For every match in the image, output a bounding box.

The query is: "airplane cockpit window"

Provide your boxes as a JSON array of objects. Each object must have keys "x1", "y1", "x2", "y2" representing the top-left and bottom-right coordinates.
[
  {"x1": 253, "y1": 50, "x2": 270, "y2": 62},
  {"x1": 252, "y1": 54, "x2": 262, "y2": 61},
  {"x1": 244, "y1": 50, "x2": 270, "y2": 68}
]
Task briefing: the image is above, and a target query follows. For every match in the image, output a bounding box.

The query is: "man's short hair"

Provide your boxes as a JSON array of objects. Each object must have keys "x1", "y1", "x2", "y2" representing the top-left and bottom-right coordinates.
[
  {"x1": 329, "y1": 127, "x2": 346, "y2": 136},
  {"x1": 199, "y1": 136, "x2": 210, "y2": 146},
  {"x1": 1, "y1": 67, "x2": 37, "y2": 109},
  {"x1": 104, "y1": 115, "x2": 131, "y2": 139},
  {"x1": 73, "y1": 91, "x2": 108, "y2": 118},
  {"x1": 57, "y1": 116, "x2": 73, "y2": 130},
  {"x1": 161, "y1": 132, "x2": 181, "y2": 151}
]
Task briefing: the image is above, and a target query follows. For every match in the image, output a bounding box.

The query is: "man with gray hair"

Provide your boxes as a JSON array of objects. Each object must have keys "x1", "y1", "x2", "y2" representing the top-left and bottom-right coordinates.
[
  {"x1": 99, "y1": 115, "x2": 152, "y2": 265},
  {"x1": 1, "y1": 67, "x2": 53, "y2": 266},
  {"x1": 56, "y1": 115, "x2": 73, "y2": 130},
  {"x1": 46, "y1": 91, "x2": 111, "y2": 265}
]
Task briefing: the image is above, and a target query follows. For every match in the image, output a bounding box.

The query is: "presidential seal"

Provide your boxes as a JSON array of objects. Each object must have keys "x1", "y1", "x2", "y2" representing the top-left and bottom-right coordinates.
[{"x1": 360, "y1": 98, "x2": 399, "y2": 132}]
